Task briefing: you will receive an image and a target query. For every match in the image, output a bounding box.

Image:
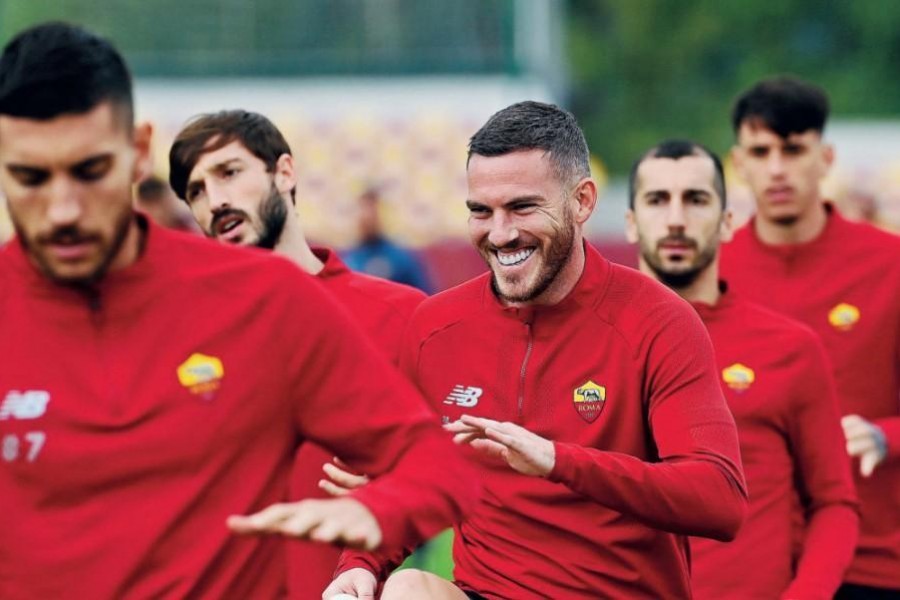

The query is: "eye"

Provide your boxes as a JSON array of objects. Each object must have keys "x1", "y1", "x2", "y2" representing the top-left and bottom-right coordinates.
[
  {"x1": 644, "y1": 194, "x2": 666, "y2": 206},
  {"x1": 8, "y1": 166, "x2": 50, "y2": 188},
  {"x1": 72, "y1": 156, "x2": 112, "y2": 182},
  {"x1": 512, "y1": 202, "x2": 537, "y2": 213},
  {"x1": 468, "y1": 205, "x2": 490, "y2": 218},
  {"x1": 686, "y1": 193, "x2": 710, "y2": 205},
  {"x1": 782, "y1": 144, "x2": 805, "y2": 156},
  {"x1": 186, "y1": 185, "x2": 205, "y2": 204},
  {"x1": 748, "y1": 146, "x2": 768, "y2": 158},
  {"x1": 222, "y1": 167, "x2": 240, "y2": 179}
]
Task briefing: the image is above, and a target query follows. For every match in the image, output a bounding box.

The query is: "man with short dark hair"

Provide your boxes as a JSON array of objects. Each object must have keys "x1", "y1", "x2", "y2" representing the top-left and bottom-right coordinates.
[
  {"x1": 721, "y1": 76, "x2": 900, "y2": 598},
  {"x1": 0, "y1": 22, "x2": 475, "y2": 599},
  {"x1": 168, "y1": 109, "x2": 427, "y2": 599},
  {"x1": 628, "y1": 138, "x2": 858, "y2": 599},
  {"x1": 325, "y1": 101, "x2": 748, "y2": 600}
]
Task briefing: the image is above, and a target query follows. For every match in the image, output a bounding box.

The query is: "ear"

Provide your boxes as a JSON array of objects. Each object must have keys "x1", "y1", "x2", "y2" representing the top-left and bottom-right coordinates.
[
  {"x1": 624, "y1": 209, "x2": 639, "y2": 243},
  {"x1": 821, "y1": 142, "x2": 835, "y2": 172},
  {"x1": 132, "y1": 121, "x2": 153, "y2": 183},
  {"x1": 571, "y1": 177, "x2": 598, "y2": 225},
  {"x1": 274, "y1": 153, "x2": 297, "y2": 197},
  {"x1": 719, "y1": 207, "x2": 734, "y2": 243}
]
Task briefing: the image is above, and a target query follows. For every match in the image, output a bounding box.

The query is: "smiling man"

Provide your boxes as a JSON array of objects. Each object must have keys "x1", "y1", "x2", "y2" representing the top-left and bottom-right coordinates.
[
  {"x1": 325, "y1": 101, "x2": 748, "y2": 600},
  {"x1": 628, "y1": 139, "x2": 858, "y2": 599},
  {"x1": 168, "y1": 110, "x2": 427, "y2": 599},
  {"x1": 0, "y1": 23, "x2": 474, "y2": 599},
  {"x1": 720, "y1": 77, "x2": 900, "y2": 599}
]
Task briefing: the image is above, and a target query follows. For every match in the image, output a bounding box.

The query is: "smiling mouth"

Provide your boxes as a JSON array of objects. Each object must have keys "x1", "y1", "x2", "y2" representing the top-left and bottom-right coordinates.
[{"x1": 496, "y1": 247, "x2": 535, "y2": 266}]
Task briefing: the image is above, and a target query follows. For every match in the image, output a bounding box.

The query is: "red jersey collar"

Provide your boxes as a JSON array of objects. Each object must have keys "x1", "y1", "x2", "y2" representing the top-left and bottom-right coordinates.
[
  {"x1": 746, "y1": 202, "x2": 846, "y2": 260},
  {"x1": 481, "y1": 241, "x2": 611, "y2": 322},
  {"x1": 690, "y1": 280, "x2": 736, "y2": 322},
  {"x1": 311, "y1": 246, "x2": 349, "y2": 280}
]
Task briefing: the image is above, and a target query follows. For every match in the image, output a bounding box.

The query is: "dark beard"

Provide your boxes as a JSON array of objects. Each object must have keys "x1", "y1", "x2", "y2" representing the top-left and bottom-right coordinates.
[
  {"x1": 254, "y1": 184, "x2": 289, "y2": 250},
  {"x1": 640, "y1": 234, "x2": 718, "y2": 292},
  {"x1": 12, "y1": 204, "x2": 134, "y2": 289},
  {"x1": 646, "y1": 263, "x2": 704, "y2": 290},
  {"x1": 490, "y1": 208, "x2": 575, "y2": 304}
]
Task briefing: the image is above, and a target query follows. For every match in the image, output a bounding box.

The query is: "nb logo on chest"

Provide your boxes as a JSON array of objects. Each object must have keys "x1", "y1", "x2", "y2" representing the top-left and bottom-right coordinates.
[{"x1": 444, "y1": 385, "x2": 483, "y2": 408}]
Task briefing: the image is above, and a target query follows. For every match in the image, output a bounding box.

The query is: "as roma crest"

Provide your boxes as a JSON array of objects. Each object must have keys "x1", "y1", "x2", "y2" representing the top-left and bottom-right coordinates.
[{"x1": 573, "y1": 380, "x2": 606, "y2": 423}]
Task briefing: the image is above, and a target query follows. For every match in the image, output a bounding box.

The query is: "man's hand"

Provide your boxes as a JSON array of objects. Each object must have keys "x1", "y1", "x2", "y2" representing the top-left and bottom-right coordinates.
[
  {"x1": 842, "y1": 414, "x2": 888, "y2": 477},
  {"x1": 319, "y1": 457, "x2": 371, "y2": 497},
  {"x1": 227, "y1": 497, "x2": 382, "y2": 550},
  {"x1": 445, "y1": 414, "x2": 555, "y2": 477},
  {"x1": 322, "y1": 568, "x2": 378, "y2": 600}
]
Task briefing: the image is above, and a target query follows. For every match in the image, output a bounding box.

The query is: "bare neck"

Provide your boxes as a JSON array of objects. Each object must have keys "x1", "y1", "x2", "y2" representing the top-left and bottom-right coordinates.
[
  {"x1": 274, "y1": 214, "x2": 323, "y2": 275},
  {"x1": 754, "y1": 201, "x2": 828, "y2": 245}
]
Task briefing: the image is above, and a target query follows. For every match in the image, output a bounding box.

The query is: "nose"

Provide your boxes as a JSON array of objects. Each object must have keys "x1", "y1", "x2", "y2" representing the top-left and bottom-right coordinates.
[
  {"x1": 666, "y1": 198, "x2": 686, "y2": 231},
  {"x1": 486, "y1": 212, "x2": 519, "y2": 248},
  {"x1": 766, "y1": 151, "x2": 785, "y2": 177},
  {"x1": 206, "y1": 180, "x2": 231, "y2": 212},
  {"x1": 46, "y1": 177, "x2": 83, "y2": 227}
]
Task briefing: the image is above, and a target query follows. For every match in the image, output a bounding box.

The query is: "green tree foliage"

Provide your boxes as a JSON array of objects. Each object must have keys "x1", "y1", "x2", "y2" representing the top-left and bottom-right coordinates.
[{"x1": 568, "y1": 0, "x2": 900, "y2": 173}]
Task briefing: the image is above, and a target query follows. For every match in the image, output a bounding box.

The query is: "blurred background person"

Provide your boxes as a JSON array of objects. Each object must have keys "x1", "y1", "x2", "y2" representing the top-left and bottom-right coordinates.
[
  {"x1": 341, "y1": 187, "x2": 435, "y2": 293},
  {"x1": 134, "y1": 175, "x2": 201, "y2": 233}
]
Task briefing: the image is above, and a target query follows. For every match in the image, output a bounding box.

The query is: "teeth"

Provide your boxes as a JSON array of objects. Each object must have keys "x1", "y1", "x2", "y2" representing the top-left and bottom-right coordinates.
[
  {"x1": 221, "y1": 219, "x2": 241, "y2": 234},
  {"x1": 497, "y1": 248, "x2": 534, "y2": 266}
]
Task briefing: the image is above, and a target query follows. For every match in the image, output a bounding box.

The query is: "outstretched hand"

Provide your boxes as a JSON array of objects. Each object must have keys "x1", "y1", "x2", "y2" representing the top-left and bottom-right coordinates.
[
  {"x1": 227, "y1": 497, "x2": 382, "y2": 550},
  {"x1": 445, "y1": 414, "x2": 555, "y2": 477}
]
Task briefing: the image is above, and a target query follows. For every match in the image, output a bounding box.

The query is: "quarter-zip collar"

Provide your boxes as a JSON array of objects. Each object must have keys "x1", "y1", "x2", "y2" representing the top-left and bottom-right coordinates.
[{"x1": 745, "y1": 202, "x2": 843, "y2": 262}]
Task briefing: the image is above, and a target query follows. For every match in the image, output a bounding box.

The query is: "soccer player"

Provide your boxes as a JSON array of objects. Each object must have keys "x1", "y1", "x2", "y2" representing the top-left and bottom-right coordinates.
[
  {"x1": 324, "y1": 101, "x2": 748, "y2": 599},
  {"x1": 0, "y1": 22, "x2": 476, "y2": 598},
  {"x1": 721, "y1": 77, "x2": 900, "y2": 598},
  {"x1": 168, "y1": 109, "x2": 426, "y2": 598},
  {"x1": 627, "y1": 139, "x2": 858, "y2": 599}
]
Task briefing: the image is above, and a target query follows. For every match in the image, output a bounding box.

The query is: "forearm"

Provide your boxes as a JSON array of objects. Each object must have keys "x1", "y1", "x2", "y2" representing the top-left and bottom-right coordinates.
[
  {"x1": 783, "y1": 504, "x2": 859, "y2": 600},
  {"x1": 548, "y1": 442, "x2": 747, "y2": 540}
]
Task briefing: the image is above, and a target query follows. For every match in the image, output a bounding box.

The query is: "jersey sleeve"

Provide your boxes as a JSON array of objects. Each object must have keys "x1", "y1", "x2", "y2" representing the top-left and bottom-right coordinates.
[
  {"x1": 547, "y1": 301, "x2": 748, "y2": 541},
  {"x1": 782, "y1": 335, "x2": 859, "y2": 599},
  {"x1": 875, "y1": 309, "x2": 900, "y2": 460},
  {"x1": 280, "y1": 271, "x2": 478, "y2": 554}
]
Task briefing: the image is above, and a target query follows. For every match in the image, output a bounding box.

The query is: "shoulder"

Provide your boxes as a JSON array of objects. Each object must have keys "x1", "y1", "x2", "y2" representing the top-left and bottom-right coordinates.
[
  {"x1": 602, "y1": 262, "x2": 701, "y2": 327},
  {"x1": 159, "y1": 228, "x2": 318, "y2": 302},
  {"x1": 340, "y1": 270, "x2": 427, "y2": 316},
  {"x1": 407, "y1": 273, "x2": 490, "y2": 337},
  {"x1": 728, "y1": 297, "x2": 823, "y2": 350}
]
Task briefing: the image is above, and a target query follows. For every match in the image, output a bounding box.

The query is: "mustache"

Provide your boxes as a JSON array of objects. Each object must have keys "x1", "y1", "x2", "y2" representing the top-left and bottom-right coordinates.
[
  {"x1": 37, "y1": 226, "x2": 99, "y2": 246},
  {"x1": 210, "y1": 208, "x2": 250, "y2": 233},
  {"x1": 656, "y1": 234, "x2": 697, "y2": 250}
]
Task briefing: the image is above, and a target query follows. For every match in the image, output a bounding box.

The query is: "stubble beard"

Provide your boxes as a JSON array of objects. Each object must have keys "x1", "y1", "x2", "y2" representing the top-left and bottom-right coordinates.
[
  {"x1": 253, "y1": 183, "x2": 289, "y2": 251},
  {"x1": 490, "y1": 208, "x2": 575, "y2": 304}
]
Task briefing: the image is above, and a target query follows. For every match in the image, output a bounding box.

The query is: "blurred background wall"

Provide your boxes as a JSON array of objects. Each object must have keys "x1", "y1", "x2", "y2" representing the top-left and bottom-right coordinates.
[{"x1": 1, "y1": 0, "x2": 899, "y2": 287}]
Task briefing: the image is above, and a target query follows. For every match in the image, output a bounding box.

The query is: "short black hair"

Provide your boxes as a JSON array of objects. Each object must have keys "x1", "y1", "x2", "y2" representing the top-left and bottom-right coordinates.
[
  {"x1": 629, "y1": 139, "x2": 726, "y2": 209},
  {"x1": 468, "y1": 101, "x2": 591, "y2": 187},
  {"x1": 169, "y1": 110, "x2": 295, "y2": 203},
  {"x1": 0, "y1": 22, "x2": 133, "y2": 128},
  {"x1": 731, "y1": 76, "x2": 829, "y2": 138}
]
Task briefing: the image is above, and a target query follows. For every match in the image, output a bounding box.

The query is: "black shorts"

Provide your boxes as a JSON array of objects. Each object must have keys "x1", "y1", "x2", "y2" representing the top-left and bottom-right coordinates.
[
  {"x1": 464, "y1": 592, "x2": 488, "y2": 600},
  {"x1": 835, "y1": 583, "x2": 900, "y2": 599}
]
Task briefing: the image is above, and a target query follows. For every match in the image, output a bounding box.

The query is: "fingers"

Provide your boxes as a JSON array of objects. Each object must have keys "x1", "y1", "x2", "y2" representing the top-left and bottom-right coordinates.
[
  {"x1": 226, "y1": 503, "x2": 296, "y2": 535},
  {"x1": 861, "y1": 451, "x2": 880, "y2": 478},
  {"x1": 846, "y1": 435, "x2": 877, "y2": 457},
  {"x1": 469, "y1": 438, "x2": 509, "y2": 460},
  {"x1": 319, "y1": 478, "x2": 352, "y2": 497},
  {"x1": 322, "y1": 462, "x2": 370, "y2": 490}
]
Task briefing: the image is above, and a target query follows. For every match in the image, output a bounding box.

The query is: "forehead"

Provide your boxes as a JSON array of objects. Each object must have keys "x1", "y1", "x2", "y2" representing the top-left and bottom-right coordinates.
[
  {"x1": 0, "y1": 102, "x2": 125, "y2": 165},
  {"x1": 188, "y1": 139, "x2": 263, "y2": 180},
  {"x1": 467, "y1": 149, "x2": 559, "y2": 201},
  {"x1": 737, "y1": 123, "x2": 821, "y2": 147},
  {"x1": 636, "y1": 155, "x2": 717, "y2": 193}
]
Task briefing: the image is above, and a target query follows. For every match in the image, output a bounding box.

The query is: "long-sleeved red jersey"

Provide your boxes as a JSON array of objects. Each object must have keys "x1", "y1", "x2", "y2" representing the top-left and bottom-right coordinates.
[
  {"x1": 287, "y1": 247, "x2": 425, "y2": 599},
  {"x1": 721, "y1": 205, "x2": 900, "y2": 590},
  {"x1": 689, "y1": 285, "x2": 858, "y2": 600},
  {"x1": 0, "y1": 218, "x2": 476, "y2": 599},
  {"x1": 338, "y1": 243, "x2": 747, "y2": 599}
]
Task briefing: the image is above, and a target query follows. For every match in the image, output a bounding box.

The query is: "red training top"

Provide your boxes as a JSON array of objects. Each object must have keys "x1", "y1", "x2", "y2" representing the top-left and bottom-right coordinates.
[
  {"x1": 287, "y1": 247, "x2": 426, "y2": 599},
  {"x1": 690, "y1": 285, "x2": 858, "y2": 600},
  {"x1": 721, "y1": 205, "x2": 900, "y2": 589},
  {"x1": 339, "y1": 243, "x2": 748, "y2": 599},
  {"x1": 0, "y1": 218, "x2": 476, "y2": 599}
]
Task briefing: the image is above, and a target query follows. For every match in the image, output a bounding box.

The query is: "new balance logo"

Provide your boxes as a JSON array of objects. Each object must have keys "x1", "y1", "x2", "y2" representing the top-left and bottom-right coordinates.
[
  {"x1": 444, "y1": 385, "x2": 482, "y2": 408},
  {"x1": 0, "y1": 390, "x2": 51, "y2": 420}
]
